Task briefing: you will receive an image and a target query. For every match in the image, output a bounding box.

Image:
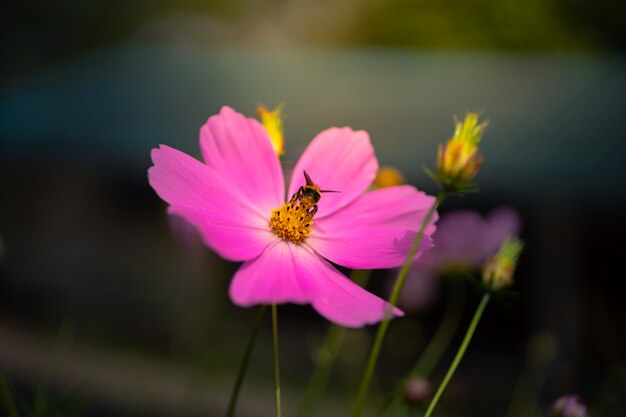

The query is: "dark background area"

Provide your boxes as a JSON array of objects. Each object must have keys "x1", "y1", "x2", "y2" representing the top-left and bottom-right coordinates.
[{"x1": 1, "y1": 1, "x2": 625, "y2": 416}]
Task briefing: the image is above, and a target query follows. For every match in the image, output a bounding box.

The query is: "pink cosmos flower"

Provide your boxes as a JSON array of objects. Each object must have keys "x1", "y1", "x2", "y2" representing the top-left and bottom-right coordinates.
[
  {"x1": 397, "y1": 207, "x2": 521, "y2": 310},
  {"x1": 148, "y1": 106, "x2": 437, "y2": 327}
]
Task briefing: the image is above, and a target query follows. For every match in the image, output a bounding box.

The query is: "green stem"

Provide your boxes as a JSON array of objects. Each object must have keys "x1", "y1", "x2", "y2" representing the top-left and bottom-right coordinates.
[
  {"x1": 379, "y1": 281, "x2": 466, "y2": 417},
  {"x1": 297, "y1": 324, "x2": 347, "y2": 417},
  {"x1": 0, "y1": 375, "x2": 20, "y2": 417},
  {"x1": 297, "y1": 269, "x2": 372, "y2": 417},
  {"x1": 352, "y1": 192, "x2": 445, "y2": 417},
  {"x1": 504, "y1": 333, "x2": 554, "y2": 417},
  {"x1": 504, "y1": 365, "x2": 538, "y2": 417},
  {"x1": 272, "y1": 304, "x2": 282, "y2": 417},
  {"x1": 423, "y1": 292, "x2": 490, "y2": 417},
  {"x1": 412, "y1": 281, "x2": 466, "y2": 379},
  {"x1": 226, "y1": 305, "x2": 267, "y2": 417}
]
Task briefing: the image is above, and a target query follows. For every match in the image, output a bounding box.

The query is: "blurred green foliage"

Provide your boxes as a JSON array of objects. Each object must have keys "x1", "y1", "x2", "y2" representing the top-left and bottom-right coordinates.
[
  {"x1": 351, "y1": 0, "x2": 603, "y2": 49},
  {"x1": 2, "y1": 0, "x2": 625, "y2": 77},
  {"x1": 1, "y1": 374, "x2": 84, "y2": 417},
  {"x1": 0, "y1": 323, "x2": 83, "y2": 417}
]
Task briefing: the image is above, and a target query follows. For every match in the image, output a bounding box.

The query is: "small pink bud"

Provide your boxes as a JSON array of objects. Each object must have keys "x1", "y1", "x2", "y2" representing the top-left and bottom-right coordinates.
[
  {"x1": 404, "y1": 378, "x2": 432, "y2": 405},
  {"x1": 551, "y1": 395, "x2": 589, "y2": 417}
]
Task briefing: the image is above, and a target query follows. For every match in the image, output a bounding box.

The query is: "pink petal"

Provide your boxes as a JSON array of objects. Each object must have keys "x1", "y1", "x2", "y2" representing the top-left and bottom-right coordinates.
[
  {"x1": 483, "y1": 206, "x2": 521, "y2": 253},
  {"x1": 306, "y1": 186, "x2": 438, "y2": 269},
  {"x1": 427, "y1": 206, "x2": 521, "y2": 269},
  {"x1": 287, "y1": 127, "x2": 378, "y2": 219},
  {"x1": 298, "y1": 245, "x2": 404, "y2": 328},
  {"x1": 397, "y1": 207, "x2": 521, "y2": 311},
  {"x1": 396, "y1": 267, "x2": 439, "y2": 312},
  {"x1": 229, "y1": 240, "x2": 314, "y2": 306},
  {"x1": 148, "y1": 145, "x2": 275, "y2": 261},
  {"x1": 426, "y1": 211, "x2": 488, "y2": 267},
  {"x1": 229, "y1": 241, "x2": 403, "y2": 328},
  {"x1": 200, "y1": 106, "x2": 285, "y2": 214},
  {"x1": 169, "y1": 205, "x2": 277, "y2": 262}
]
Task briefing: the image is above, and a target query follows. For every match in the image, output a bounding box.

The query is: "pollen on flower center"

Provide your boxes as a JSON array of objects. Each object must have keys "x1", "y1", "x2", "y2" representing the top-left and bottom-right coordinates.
[{"x1": 269, "y1": 201, "x2": 315, "y2": 243}]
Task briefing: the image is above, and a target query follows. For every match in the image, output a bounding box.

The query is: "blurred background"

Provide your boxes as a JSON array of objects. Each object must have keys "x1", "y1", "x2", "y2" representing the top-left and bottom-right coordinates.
[{"x1": 1, "y1": 0, "x2": 626, "y2": 416}]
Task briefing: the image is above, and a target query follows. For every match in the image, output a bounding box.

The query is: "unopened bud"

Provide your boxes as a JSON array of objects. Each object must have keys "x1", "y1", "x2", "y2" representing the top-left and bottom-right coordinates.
[
  {"x1": 374, "y1": 167, "x2": 405, "y2": 189},
  {"x1": 482, "y1": 236, "x2": 524, "y2": 290},
  {"x1": 551, "y1": 395, "x2": 589, "y2": 417},
  {"x1": 435, "y1": 113, "x2": 487, "y2": 192},
  {"x1": 404, "y1": 377, "x2": 432, "y2": 405},
  {"x1": 257, "y1": 104, "x2": 285, "y2": 156}
]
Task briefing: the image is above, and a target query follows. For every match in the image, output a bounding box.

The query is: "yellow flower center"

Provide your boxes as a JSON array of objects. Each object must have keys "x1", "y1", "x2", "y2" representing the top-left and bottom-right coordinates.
[
  {"x1": 271, "y1": 171, "x2": 329, "y2": 243},
  {"x1": 269, "y1": 200, "x2": 316, "y2": 243}
]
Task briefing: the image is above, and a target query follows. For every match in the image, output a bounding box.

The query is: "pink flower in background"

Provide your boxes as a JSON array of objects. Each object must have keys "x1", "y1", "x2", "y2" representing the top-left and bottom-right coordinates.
[
  {"x1": 397, "y1": 207, "x2": 521, "y2": 310},
  {"x1": 148, "y1": 106, "x2": 437, "y2": 327}
]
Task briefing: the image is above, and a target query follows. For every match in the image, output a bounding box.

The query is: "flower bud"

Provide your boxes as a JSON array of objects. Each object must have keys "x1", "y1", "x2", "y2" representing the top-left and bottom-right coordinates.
[
  {"x1": 550, "y1": 395, "x2": 589, "y2": 417},
  {"x1": 436, "y1": 113, "x2": 487, "y2": 191},
  {"x1": 257, "y1": 104, "x2": 285, "y2": 156},
  {"x1": 482, "y1": 236, "x2": 523, "y2": 290},
  {"x1": 374, "y1": 166, "x2": 405, "y2": 189},
  {"x1": 404, "y1": 377, "x2": 432, "y2": 405}
]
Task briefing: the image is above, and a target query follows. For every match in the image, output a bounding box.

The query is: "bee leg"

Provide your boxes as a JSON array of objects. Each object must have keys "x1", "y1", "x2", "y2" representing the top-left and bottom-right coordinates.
[
  {"x1": 290, "y1": 187, "x2": 305, "y2": 203},
  {"x1": 309, "y1": 205, "x2": 318, "y2": 216}
]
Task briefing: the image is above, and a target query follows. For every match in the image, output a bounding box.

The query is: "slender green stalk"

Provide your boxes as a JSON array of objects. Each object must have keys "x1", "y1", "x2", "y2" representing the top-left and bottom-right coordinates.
[
  {"x1": 226, "y1": 305, "x2": 268, "y2": 417},
  {"x1": 272, "y1": 304, "x2": 282, "y2": 417},
  {"x1": 411, "y1": 281, "x2": 465, "y2": 379},
  {"x1": 352, "y1": 192, "x2": 445, "y2": 417},
  {"x1": 298, "y1": 269, "x2": 371, "y2": 417},
  {"x1": 297, "y1": 324, "x2": 347, "y2": 417},
  {"x1": 504, "y1": 365, "x2": 541, "y2": 417},
  {"x1": 504, "y1": 332, "x2": 555, "y2": 417},
  {"x1": 423, "y1": 292, "x2": 490, "y2": 417},
  {"x1": 379, "y1": 282, "x2": 466, "y2": 417}
]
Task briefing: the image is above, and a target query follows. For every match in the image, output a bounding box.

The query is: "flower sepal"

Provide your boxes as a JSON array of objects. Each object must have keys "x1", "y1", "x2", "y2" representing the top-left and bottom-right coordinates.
[{"x1": 423, "y1": 165, "x2": 480, "y2": 194}]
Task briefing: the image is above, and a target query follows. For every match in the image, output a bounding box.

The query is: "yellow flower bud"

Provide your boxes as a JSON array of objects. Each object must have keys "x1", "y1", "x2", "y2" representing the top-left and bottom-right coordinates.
[
  {"x1": 436, "y1": 113, "x2": 487, "y2": 190},
  {"x1": 482, "y1": 236, "x2": 524, "y2": 290},
  {"x1": 374, "y1": 166, "x2": 405, "y2": 189},
  {"x1": 257, "y1": 104, "x2": 285, "y2": 157}
]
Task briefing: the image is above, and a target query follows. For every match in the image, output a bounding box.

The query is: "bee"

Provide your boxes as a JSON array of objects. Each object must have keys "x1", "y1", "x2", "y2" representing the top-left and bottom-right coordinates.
[{"x1": 289, "y1": 170, "x2": 338, "y2": 216}]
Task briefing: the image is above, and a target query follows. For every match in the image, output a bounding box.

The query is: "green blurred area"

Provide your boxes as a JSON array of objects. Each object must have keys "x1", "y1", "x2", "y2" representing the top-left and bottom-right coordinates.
[{"x1": 2, "y1": 0, "x2": 625, "y2": 77}]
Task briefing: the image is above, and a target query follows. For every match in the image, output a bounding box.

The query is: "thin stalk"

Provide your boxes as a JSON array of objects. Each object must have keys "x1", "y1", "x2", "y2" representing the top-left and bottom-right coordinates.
[
  {"x1": 352, "y1": 191, "x2": 444, "y2": 417},
  {"x1": 504, "y1": 365, "x2": 540, "y2": 417},
  {"x1": 423, "y1": 292, "x2": 490, "y2": 417},
  {"x1": 297, "y1": 324, "x2": 347, "y2": 417},
  {"x1": 272, "y1": 304, "x2": 282, "y2": 417},
  {"x1": 298, "y1": 269, "x2": 371, "y2": 417},
  {"x1": 226, "y1": 305, "x2": 268, "y2": 417},
  {"x1": 379, "y1": 281, "x2": 466, "y2": 417},
  {"x1": 504, "y1": 333, "x2": 554, "y2": 417},
  {"x1": 412, "y1": 281, "x2": 465, "y2": 379}
]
